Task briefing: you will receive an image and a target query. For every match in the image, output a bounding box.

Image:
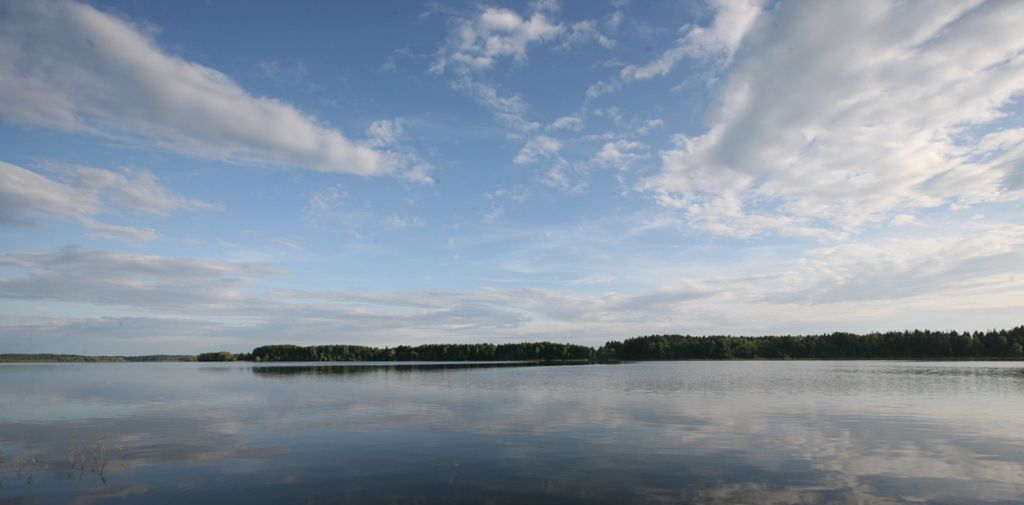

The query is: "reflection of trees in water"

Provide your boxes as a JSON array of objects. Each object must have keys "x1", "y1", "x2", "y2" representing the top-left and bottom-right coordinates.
[
  {"x1": 249, "y1": 361, "x2": 589, "y2": 379},
  {"x1": 4, "y1": 362, "x2": 1023, "y2": 503}
]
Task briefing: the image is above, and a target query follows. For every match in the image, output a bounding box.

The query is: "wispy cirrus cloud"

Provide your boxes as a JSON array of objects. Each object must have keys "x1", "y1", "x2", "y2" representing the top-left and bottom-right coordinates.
[
  {"x1": 365, "y1": 119, "x2": 434, "y2": 184},
  {"x1": 643, "y1": 0, "x2": 1024, "y2": 237},
  {"x1": 0, "y1": 0, "x2": 408, "y2": 178},
  {"x1": 433, "y1": 1, "x2": 618, "y2": 134},
  {"x1": 584, "y1": 0, "x2": 761, "y2": 102},
  {"x1": 2, "y1": 225, "x2": 1022, "y2": 352},
  {"x1": 0, "y1": 161, "x2": 217, "y2": 239},
  {"x1": 451, "y1": 76, "x2": 541, "y2": 133},
  {"x1": 0, "y1": 246, "x2": 281, "y2": 310},
  {"x1": 557, "y1": 19, "x2": 616, "y2": 50},
  {"x1": 512, "y1": 135, "x2": 590, "y2": 193},
  {"x1": 620, "y1": 0, "x2": 762, "y2": 81}
]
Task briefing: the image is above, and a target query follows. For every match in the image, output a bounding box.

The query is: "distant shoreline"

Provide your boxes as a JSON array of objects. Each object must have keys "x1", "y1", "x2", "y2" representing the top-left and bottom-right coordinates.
[
  {"x1": 3, "y1": 356, "x2": 1023, "y2": 363},
  {"x1": 3, "y1": 325, "x2": 1022, "y2": 363},
  {"x1": 0, "y1": 354, "x2": 198, "y2": 363}
]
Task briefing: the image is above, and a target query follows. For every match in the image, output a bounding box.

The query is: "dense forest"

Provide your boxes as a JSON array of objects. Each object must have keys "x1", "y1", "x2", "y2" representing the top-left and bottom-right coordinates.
[
  {"x1": 242, "y1": 326, "x2": 1024, "y2": 362},
  {"x1": 249, "y1": 341, "x2": 595, "y2": 362},
  {"x1": 4, "y1": 326, "x2": 1022, "y2": 362},
  {"x1": 600, "y1": 327, "x2": 1024, "y2": 360}
]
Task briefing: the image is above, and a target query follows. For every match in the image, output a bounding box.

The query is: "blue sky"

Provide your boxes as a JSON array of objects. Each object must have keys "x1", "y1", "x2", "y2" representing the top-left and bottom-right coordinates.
[{"x1": 1, "y1": 0, "x2": 1022, "y2": 354}]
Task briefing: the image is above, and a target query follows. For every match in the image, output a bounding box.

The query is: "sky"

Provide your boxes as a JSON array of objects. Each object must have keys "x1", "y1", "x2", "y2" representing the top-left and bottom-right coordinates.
[{"x1": 0, "y1": 0, "x2": 1022, "y2": 354}]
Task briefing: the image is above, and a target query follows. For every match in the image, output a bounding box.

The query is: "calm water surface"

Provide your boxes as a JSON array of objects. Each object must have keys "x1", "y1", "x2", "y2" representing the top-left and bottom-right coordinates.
[{"x1": 1, "y1": 361, "x2": 1022, "y2": 504}]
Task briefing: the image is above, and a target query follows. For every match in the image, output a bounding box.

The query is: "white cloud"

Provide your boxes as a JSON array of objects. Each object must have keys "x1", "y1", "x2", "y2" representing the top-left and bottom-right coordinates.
[
  {"x1": 3, "y1": 227, "x2": 1021, "y2": 350},
  {"x1": 303, "y1": 185, "x2": 362, "y2": 231},
  {"x1": 452, "y1": 76, "x2": 541, "y2": 132},
  {"x1": 0, "y1": 161, "x2": 216, "y2": 239},
  {"x1": 306, "y1": 185, "x2": 349, "y2": 214},
  {"x1": 483, "y1": 205, "x2": 505, "y2": 223},
  {"x1": 585, "y1": 79, "x2": 621, "y2": 99},
  {"x1": 514, "y1": 135, "x2": 562, "y2": 164},
  {"x1": 365, "y1": 120, "x2": 403, "y2": 147},
  {"x1": 606, "y1": 10, "x2": 624, "y2": 31},
  {"x1": 382, "y1": 214, "x2": 422, "y2": 229},
  {"x1": 773, "y1": 225, "x2": 1024, "y2": 305},
  {"x1": 0, "y1": 1, "x2": 395, "y2": 176},
  {"x1": 365, "y1": 119, "x2": 435, "y2": 184},
  {"x1": 637, "y1": 119, "x2": 664, "y2": 134},
  {"x1": 557, "y1": 20, "x2": 616, "y2": 50},
  {"x1": 484, "y1": 186, "x2": 531, "y2": 222},
  {"x1": 435, "y1": 4, "x2": 616, "y2": 132},
  {"x1": 432, "y1": 6, "x2": 563, "y2": 73},
  {"x1": 594, "y1": 140, "x2": 650, "y2": 171},
  {"x1": 587, "y1": 0, "x2": 760, "y2": 103},
  {"x1": 548, "y1": 114, "x2": 585, "y2": 131},
  {"x1": 621, "y1": 0, "x2": 762, "y2": 81},
  {"x1": 539, "y1": 159, "x2": 587, "y2": 194},
  {"x1": 889, "y1": 214, "x2": 917, "y2": 226},
  {"x1": 513, "y1": 133, "x2": 653, "y2": 191},
  {"x1": 73, "y1": 165, "x2": 216, "y2": 216},
  {"x1": 0, "y1": 247, "x2": 280, "y2": 309},
  {"x1": 642, "y1": 0, "x2": 1024, "y2": 237},
  {"x1": 304, "y1": 184, "x2": 429, "y2": 232}
]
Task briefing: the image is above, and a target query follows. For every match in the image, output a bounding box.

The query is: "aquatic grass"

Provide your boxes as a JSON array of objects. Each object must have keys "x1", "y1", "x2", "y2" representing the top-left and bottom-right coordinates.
[
  {"x1": 67, "y1": 434, "x2": 111, "y2": 482},
  {"x1": 0, "y1": 434, "x2": 119, "y2": 488},
  {"x1": 91, "y1": 435, "x2": 108, "y2": 483},
  {"x1": 15, "y1": 455, "x2": 38, "y2": 485}
]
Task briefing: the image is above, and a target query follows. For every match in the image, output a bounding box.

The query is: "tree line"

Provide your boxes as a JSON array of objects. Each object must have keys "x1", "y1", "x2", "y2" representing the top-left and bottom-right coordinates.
[
  {"x1": 0, "y1": 354, "x2": 196, "y2": 363},
  {"x1": 230, "y1": 326, "x2": 1024, "y2": 362},
  {"x1": 247, "y1": 341, "x2": 595, "y2": 362},
  {"x1": 599, "y1": 327, "x2": 1024, "y2": 360},
  {"x1": 4, "y1": 326, "x2": 1021, "y2": 362}
]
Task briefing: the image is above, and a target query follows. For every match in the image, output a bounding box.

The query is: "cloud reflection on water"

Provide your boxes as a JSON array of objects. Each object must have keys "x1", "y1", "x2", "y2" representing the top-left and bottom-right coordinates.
[{"x1": 0, "y1": 361, "x2": 1022, "y2": 504}]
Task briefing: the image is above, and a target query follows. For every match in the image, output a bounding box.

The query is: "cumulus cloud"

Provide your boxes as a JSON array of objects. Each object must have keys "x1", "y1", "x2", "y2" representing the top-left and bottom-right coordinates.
[
  {"x1": 511, "y1": 136, "x2": 588, "y2": 192},
  {"x1": 432, "y1": 6, "x2": 563, "y2": 73},
  {"x1": 365, "y1": 119, "x2": 434, "y2": 183},
  {"x1": 642, "y1": 0, "x2": 1024, "y2": 237},
  {"x1": 514, "y1": 135, "x2": 563, "y2": 164},
  {"x1": 0, "y1": 1, "x2": 396, "y2": 176},
  {"x1": 557, "y1": 20, "x2": 616, "y2": 50},
  {"x1": 0, "y1": 161, "x2": 216, "y2": 239},
  {"x1": 434, "y1": 3, "x2": 616, "y2": 133},
  {"x1": 594, "y1": 140, "x2": 650, "y2": 171},
  {"x1": 365, "y1": 120, "x2": 403, "y2": 148},
  {"x1": 585, "y1": 79, "x2": 621, "y2": 99},
  {"x1": 548, "y1": 114, "x2": 585, "y2": 131},
  {"x1": 430, "y1": 5, "x2": 558, "y2": 133}
]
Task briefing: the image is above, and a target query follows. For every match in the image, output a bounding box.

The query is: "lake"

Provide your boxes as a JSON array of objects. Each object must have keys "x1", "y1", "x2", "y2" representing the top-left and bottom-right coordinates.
[{"x1": 1, "y1": 361, "x2": 1022, "y2": 504}]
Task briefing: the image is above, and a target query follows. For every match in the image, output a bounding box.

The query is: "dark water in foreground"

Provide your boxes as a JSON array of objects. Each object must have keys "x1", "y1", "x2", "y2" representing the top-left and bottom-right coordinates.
[{"x1": 1, "y1": 361, "x2": 1022, "y2": 504}]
